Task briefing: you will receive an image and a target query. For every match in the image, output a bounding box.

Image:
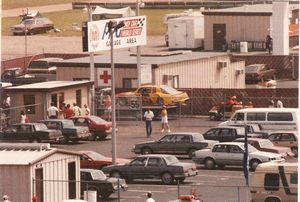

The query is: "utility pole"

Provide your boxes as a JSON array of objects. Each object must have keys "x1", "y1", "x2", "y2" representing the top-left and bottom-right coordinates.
[{"x1": 136, "y1": 0, "x2": 141, "y2": 87}]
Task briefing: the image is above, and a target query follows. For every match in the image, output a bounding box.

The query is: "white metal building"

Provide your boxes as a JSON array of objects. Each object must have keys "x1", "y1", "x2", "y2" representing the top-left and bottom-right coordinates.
[
  {"x1": 0, "y1": 143, "x2": 81, "y2": 202},
  {"x1": 54, "y1": 51, "x2": 245, "y2": 89}
]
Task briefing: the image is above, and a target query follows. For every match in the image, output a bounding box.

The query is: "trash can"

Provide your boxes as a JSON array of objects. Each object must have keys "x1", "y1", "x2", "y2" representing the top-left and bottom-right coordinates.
[
  {"x1": 240, "y1": 42, "x2": 248, "y2": 53},
  {"x1": 83, "y1": 191, "x2": 97, "y2": 202}
]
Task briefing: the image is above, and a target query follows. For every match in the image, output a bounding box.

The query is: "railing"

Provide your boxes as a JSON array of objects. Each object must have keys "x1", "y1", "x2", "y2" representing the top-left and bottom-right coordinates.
[{"x1": 231, "y1": 41, "x2": 266, "y2": 52}]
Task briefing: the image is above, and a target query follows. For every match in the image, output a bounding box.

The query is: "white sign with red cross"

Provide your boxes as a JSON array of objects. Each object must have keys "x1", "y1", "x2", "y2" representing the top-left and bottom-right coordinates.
[{"x1": 97, "y1": 68, "x2": 111, "y2": 87}]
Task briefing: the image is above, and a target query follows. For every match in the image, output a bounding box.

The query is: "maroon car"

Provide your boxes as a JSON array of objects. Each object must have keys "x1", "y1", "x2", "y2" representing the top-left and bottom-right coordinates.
[
  {"x1": 10, "y1": 17, "x2": 54, "y2": 35},
  {"x1": 70, "y1": 115, "x2": 112, "y2": 141},
  {"x1": 234, "y1": 138, "x2": 294, "y2": 158},
  {"x1": 79, "y1": 150, "x2": 130, "y2": 170}
]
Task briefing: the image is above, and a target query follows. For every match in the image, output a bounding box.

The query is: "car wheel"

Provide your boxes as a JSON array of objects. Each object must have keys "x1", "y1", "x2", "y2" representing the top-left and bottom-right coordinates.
[
  {"x1": 291, "y1": 147, "x2": 298, "y2": 157},
  {"x1": 110, "y1": 171, "x2": 122, "y2": 178},
  {"x1": 88, "y1": 133, "x2": 97, "y2": 141},
  {"x1": 141, "y1": 147, "x2": 152, "y2": 155},
  {"x1": 188, "y1": 148, "x2": 197, "y2": 159},
  {"x1": 204, "y1": 158, "x2": 216, "y2": 169},
  {"x1": 178, "y1": 177, "x2": 185, "y2": 183},
  {"x1": 157, "y1": 97, "x2": 165, "y2": 106},
  {"x1": 250, "y1": 159, "x2": 261, "y2": 171},
  {"x1": 265, "y1": 197, "x2": 281, "y2": 202},
  {"x1": 98, "y1": 135, "x2": 107, "y2": 141},
  {"x1": 209, "y1": 114, "x2": 216, "y2": 121},
  {"x1": 161, "y1": 172, "x2": 174, "y2": 185}
]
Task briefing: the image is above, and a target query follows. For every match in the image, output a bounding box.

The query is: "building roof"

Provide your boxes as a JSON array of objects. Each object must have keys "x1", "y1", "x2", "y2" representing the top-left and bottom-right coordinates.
[
  {"x1": 6, "y1": 80, "x2": 93, "y2": 91},
  {"x1": 55, "y1": 51, "x2": 228, "y2": 68},
  {"x1": 0, "y1": 143, "x2": 80, "y2": 165},
  {"x1": 203, "y1": 4, "x2": 299, "y2": 15}
]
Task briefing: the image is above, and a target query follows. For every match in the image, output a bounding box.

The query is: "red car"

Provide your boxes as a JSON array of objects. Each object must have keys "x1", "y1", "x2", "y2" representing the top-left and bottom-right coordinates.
[
  {"x1": 70, "y1": 115, "x2": 112, "y2": 141},
  {"x1": 10, "y1": 17, "x2": 54, "y2": 35},
  {"x1": 79, "y1": 151, "x2": 130, "y2": 170}
]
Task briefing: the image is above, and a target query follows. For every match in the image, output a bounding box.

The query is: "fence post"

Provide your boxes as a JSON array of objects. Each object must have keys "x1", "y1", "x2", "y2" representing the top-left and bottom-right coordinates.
[
  {"x1": 118, "y1": 177, "x2": 121, "y2": 202},
  {"x1": 177, "y1": 179, "x2": 180, "y2": 198}
]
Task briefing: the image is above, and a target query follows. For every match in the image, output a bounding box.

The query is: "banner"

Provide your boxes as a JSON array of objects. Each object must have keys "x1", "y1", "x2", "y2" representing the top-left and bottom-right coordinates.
[{"x1": 88, "y1": 16, "x2": 147, "y2": 52}]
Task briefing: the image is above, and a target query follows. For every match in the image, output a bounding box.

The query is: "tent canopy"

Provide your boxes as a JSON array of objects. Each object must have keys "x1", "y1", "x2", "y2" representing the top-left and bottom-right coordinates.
[{"x1": 92, "y1": 6, "x2": 135, "y2": 20}]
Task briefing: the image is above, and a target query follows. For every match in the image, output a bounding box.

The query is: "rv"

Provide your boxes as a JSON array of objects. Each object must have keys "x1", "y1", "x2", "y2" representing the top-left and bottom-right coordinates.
[
  {"x1": 220, "y1": 108, "x2": 299, "y2": 130},
  {"x1": 250, "y1": 161, "x2": 298, "y2": 202}
]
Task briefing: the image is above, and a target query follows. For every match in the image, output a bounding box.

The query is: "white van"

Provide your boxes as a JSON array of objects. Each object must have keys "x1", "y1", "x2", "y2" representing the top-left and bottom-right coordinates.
[
  {"x1": 220, "y1": 108, "x2": 299, "y2": 130},
  {"x1": 250, "y1": 161, "x2": 298, "y2": 202}
]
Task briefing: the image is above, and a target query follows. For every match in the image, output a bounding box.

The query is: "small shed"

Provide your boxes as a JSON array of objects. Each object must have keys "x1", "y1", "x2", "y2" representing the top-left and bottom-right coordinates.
[
  {"x1": 0, "y1": 143, "x2": 81, "y2": 202},
  {"x1": 167, "y1": 14, "x2": 204, "y2": 49},
  {"x1": 5, "y1": 81, "x2": 94, "y2": 122},
  {"x1": 54, "y1": 51, "x2": 245, "y2": 89}
]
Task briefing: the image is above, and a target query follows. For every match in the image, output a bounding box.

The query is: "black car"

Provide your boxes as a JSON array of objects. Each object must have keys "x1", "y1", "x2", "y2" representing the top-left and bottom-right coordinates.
[
  {"x1": 203, "y1": 126, "x2": 247, "y2": 142},
  {"x1": 226, "y1": 124, "x2": 268, "y2": 138},
  {"x1": 102, "y1": 154, "x2": 198, "y2": 185},
  {"x1": 80, "y1": 169, "x2": 128, "y2": 199},
  {"x1": 0, "y1": 123, "x2": 63, "y2": 143},
  {"x1": 40, "y1": 119, "x2": 91, "y2": 143},
  {"x1": 132, "y1": 132, "x2": 218, "y2": 158}
]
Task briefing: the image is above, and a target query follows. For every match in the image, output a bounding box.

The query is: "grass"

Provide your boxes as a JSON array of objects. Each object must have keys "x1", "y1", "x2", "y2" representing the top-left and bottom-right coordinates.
[
  {"x1": 2, "y1": 0, "x2": 74, "y2": 10},
  {"x1": 2, "y1": 9, "x2": 185, "y2": 36}
]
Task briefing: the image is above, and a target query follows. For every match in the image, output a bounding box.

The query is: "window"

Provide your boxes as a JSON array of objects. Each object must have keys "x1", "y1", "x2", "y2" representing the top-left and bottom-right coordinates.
[
  {"x1": 220, "y1": 129, "x2": 233, "y2": 137},
  {"x1": 147, "y1": 158, "x2": 162, "y2": 167},
  {"x1": 280, "y1": 133, "x2": 295, "y2": 141},
  {"x1": 268, "y1": 134, "x2": 281, "y2": 141},
  {"x1": 24, "y1": 94, "x2": 35, "y2": 114},
  {"x1": 213, "y1": 145, "x2": 228, "y2": 153},
  {"x1": 76, "y1": 89, "x2": 82, "y2": 108},
  {"x1": 123, "y1": 78, "x2": 137, "y2": 88},
  {"x1": 131, "y1": 157, "x2": 147, "y2": 166},
  {"x1": 228, "y1": 145, "x2": 243, "y2": 153},
  {"x1": 175, "y1": 135, "x2": 191, "y2": 143},
  {"x1": 264, "y1": 173, "x2": 280, "y2": 191},
  {"x1": 290, "y1": 173, "x2": 298, "y2": 184},
  {"x1": 205, "y1": 129, "x2": 219, "y2": 139},
  {"x1": 51, "y1": 94, "x2": 58, "y2": 107},
  {"x1": 233, "y1": 113, "x2": 244, "y2": 121},
  {"x1": 267, "y1": 113, "x2": 293, "y2": 121},
  {"x1": 247, "y1": 113, "x2": 265, "y2": 121}
]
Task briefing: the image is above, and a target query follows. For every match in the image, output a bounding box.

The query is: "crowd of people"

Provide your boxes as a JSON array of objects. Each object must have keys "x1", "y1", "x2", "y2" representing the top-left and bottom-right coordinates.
[{"x1": 47, "y1": 102, "x2": 90, "y2": 120}]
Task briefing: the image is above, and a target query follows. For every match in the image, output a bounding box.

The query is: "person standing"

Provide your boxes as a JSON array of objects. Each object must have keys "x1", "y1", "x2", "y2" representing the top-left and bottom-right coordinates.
[
  {"x1": 144, "y1": 108, "x2": 154, "y2": 137},
  {"x1": 3, "y1": 94, "x2": 11, "y2": 116},
  {"x1": 72, "y1": 103, "x2": 81, "y2": 116},
  {"x1": 84, "y1": 104, "x2": 90, "y2": 116},
  {"x1": 265, "y1": 35, "x2": 273, "y2": 54},
  {"x1": 276, "y1": 97, "x2": 284, "y2": 108},
  {"x1": 20, "y1": 111, "x2": 29, "y2": 123},
  {"x1": 146, "y1": 192, "x2": 155, "y2": 202},
  {"x1": 3, "y1": 195, "x2": 11, "y2": 202},
  {"x1": 64, "y1": 104, "x2": 75, "y2": 118},
  {"x1": 48, "y1": 102, "x2": 59, "y2": 119},
  {"x1": 161, "y1": 105, "x2": 171, "y2": 133}
]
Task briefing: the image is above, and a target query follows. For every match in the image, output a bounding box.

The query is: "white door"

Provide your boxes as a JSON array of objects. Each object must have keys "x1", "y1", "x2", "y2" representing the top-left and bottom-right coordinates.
[{"x1": 174, "y1": 23, "x2": 187, "y2": 48}]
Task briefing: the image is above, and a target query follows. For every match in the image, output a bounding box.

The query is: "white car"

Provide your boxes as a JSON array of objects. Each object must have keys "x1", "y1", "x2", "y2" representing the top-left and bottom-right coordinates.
[{"x1": 192, "y1": 142, "x2": 283, "y2": 171}]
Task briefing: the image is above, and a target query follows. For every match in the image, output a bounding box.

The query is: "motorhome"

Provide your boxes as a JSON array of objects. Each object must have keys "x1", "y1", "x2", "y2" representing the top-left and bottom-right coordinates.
[
  {"x1": 220, "y1": 108, "x2": 299, "y2": 130},
  {"x1": 250, "y1": 161, "x2": 298, "y2": 202}
]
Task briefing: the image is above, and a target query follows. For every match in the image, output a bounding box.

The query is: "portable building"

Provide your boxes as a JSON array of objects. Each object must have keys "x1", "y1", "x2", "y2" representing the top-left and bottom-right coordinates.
[
  {"x1": 0, "y1": 143, "x2": 81, "y2": 202},
  {"x1": 167, "y1": 15, "x2": 204, "y2": 49}
]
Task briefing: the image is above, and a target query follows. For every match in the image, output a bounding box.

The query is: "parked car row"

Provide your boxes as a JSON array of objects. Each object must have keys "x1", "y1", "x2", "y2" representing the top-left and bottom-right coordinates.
[{"x1": 0, "y1": 115, "x2": 112, "y2": 144}]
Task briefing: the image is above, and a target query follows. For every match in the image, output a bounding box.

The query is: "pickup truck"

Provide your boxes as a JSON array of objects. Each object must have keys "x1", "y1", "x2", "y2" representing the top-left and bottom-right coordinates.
[
  {"x1": 0, "y1": 123, "x2": 63, "y2": 143},
  {"x1": 40, "y1": 119, "x2": 91, "y2": 144}
]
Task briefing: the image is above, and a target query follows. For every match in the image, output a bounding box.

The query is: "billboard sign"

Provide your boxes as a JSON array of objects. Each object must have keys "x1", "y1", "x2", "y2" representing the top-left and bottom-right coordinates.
[{"x1": 88, "y1": 16, "x2": 147, "y2": 52}]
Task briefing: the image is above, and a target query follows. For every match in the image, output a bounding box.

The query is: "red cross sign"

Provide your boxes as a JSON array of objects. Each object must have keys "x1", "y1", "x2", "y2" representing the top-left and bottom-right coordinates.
[{"x1": 99, "y1": 70, "x2": 111, "y2": 84}]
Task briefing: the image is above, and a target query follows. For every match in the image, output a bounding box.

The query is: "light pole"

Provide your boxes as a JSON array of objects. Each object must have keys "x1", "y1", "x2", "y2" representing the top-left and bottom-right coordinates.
[
  {"x1": 136, "y1": 0, "x2": 144, "y2": 87},
  {"x1": 108, "y1": 20, "x2": 125, "y2": 165},
  {"x1": 23, "y1": 8, "x2": 28, "y2": 71}
]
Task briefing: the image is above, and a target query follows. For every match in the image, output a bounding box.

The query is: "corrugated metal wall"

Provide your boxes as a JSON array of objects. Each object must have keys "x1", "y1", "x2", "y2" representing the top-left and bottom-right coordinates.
[
  {"x1": 0, "y1": 165, "x2": 31, "y2": 202},
  {"x1": 204, "y1": 15, "x2": 271, "y2": 50},
  {"x1": 154, "y1": 55, "x2": 245, "y2": 88}
]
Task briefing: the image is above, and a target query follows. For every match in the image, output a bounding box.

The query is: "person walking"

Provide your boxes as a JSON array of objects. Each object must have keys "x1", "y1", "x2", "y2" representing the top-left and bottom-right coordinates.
[
  {"x1": 144, "y1": 108, "x2": 154, "y2": 137},
  {"x1": 84, "y1": 104, "x2": 90, "y2": 116},
  {"x1": 3, "y1": 195, "x2": 11, "y2": 202},
  {"x1": 276, "y1": 97, "x2": 284, "y2": 108},
  {"x1": 64, "y1": 104, "x2": 75, "y2": 118},
  {"x1": 265, "y1": 35, "x2": 273, "y2": 54},
  {"x1": 161, "y1": 105, "x2": 171, "y2": 133},
  {"x1": 72, "y1": 103, "x2": 81, "y2": 116},
  {"x1": 146, "y1": 192, "x2": 155, "y2": 202},
  {"x1": 2, "y1": 94, "x2": 11, "y2": 116},
  {"x1": 48, "y1": 102, "x2": 59, "y2": 119},
  {"x1": 20, "y1": 111, "x2": 29, "y2": 123}
]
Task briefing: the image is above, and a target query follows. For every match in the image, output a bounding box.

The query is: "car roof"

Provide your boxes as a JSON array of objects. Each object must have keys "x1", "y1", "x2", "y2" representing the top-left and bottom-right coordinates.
[
  {"x1": 212, "y1": 126, "x2": 244, "y2": 129},
  {"x1": 214, "y1": 142, "x2": 244, "y2": 146},
  {"x1": 40, "y1": 119, "x2": 71, "y2": 122},
  {"x1": 137, "y1": 154, "x2": 175, "y2": 158},
  {"x1": 13, "y1": 123, "x2": 44, "y2": 126},
  {"x1": 234, "y1": 137, "x2": 266, "y2": 142},
  {"x1": 34, "y1": 57, "x2": 63, "y2": 62},
  {"x1": 168, "y1": 132, "x2": 202, "y2": 135}
]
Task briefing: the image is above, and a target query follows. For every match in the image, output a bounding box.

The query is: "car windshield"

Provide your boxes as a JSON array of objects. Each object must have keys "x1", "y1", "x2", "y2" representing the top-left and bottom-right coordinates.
[
  {"x1": 89, "y1": 116, "x2": 106, "y2": 124},
  {"x1": 160, "y1": 85, "x2": 180, "y2": 94},
  {"x1": 22, "y1": 19, "x2": 35, "y2": 25},
  {"x1": 90, "y1": 170, "x2": 107, "y2": 180},
  {"x1": 240, "y1": 144, "x2": 258, "y2": 153},
  {"x1": 28, "y1": 61, "x2": 48, "y2": 68},
  {"x1": 164, "y1": 155, "x2": 179, "y2": 165},
  {"x1": 192, "y1": 133, "x2": 205, "y2": 142},
  {"x1": 34, "y1": 123, "x2": 48, "y2": 131},
  {"x1": 85, "y1": 151, "x2": 105, "y2": 160},
  {"x1": 259, "y1": 140, "x2": 274, "y2": 147},
  {"x1": 63, "y1": 120, "x2": 75, "y2": 127}
]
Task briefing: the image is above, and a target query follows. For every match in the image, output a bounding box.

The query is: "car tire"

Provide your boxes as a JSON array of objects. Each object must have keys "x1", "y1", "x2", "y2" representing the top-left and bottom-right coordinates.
[
  {"x1": 204, "y1": 158, "x2": 216, "y2": 169},
  {"x1": 209, "y1": 114, "x2": 216, "y2": 121},
  {"x1": 88, "y1": 132, "x2": 97, "y2": 141},
  {"x1": 188, "y1": 148, "x2": 197, "y2": 159},
  {"x1": 264, "y1": 197, "x2": 281, "y2": 202},
  {"x1": 110, "y1": 171, "x2": 122, "y2": 178},
  {"x1": 141, "y1": 147, "x2": 152, "y2": 155},
  {"x1": 250, "y1": 159, "x2": 261, "y2": 171},
  {"x1": 98, "y1": 135, "x2": 107, "y2": 141},
  {"x1": 161, "y1": 172, "x2": 174, "y2": 185},
  {"x1": 291, "y1": 147, "x2": 298, "y2": 157},
  {"x1": 178, "y1": 177, "x2": 185, "y2": 183}
]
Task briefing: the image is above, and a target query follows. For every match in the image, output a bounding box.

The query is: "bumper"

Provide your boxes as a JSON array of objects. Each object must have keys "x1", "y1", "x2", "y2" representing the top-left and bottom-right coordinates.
[{"x1": 175, "y1": 170, "x2": 198, "y2": 178}]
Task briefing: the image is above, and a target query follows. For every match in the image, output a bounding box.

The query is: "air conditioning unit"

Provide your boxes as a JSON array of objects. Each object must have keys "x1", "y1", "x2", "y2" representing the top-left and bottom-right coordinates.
[
  {"x1": 217, "y1": 61, "x2": 227, "y2": 69},
  {"x1": 235, "y1": 69, "x2": 244, "y2": 75}
]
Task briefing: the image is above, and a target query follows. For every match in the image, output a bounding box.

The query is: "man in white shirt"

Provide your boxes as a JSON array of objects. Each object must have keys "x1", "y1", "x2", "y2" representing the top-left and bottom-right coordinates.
[
  {"x1": 144, "y1": 108, "x2": 154, "y2": 137},
  {"x1": 84, "y1": 104, "x2": 90, "y2": 116},
  {"x1": 276, "y1": 97, "x2": 284, "y2": 108},
  {"x1": 72, "y1": 103, "x2": 81, "y2": 116},
  {"x1": 48, "y1": 102, "x2": 59, "y2": 119}
]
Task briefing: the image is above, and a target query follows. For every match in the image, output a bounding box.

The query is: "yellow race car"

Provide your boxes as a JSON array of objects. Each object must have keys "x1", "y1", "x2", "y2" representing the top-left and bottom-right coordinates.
[{"x1": 117, "y1": 85, "x2": 189, "y2": 106}]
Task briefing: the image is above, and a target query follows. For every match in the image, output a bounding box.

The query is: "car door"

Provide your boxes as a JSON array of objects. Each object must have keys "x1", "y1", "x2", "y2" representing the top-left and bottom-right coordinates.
[
  {"x1": 3, "y1": 125, "x2": 18, "y2": 140},
  {"x1": 18, "y1": 125, "x2": 33, "y2": 140},
  {"x1": 278, "y1": 133, "x2": 296, "y2": 148},
  {"x1": 203, "y1": 129, "x2": 220, "y2": 141},
  {"x1": 212, "y1": 144, "x2": 231, "y2": 165},
  {"x1": 173, "y1": 134, "x2": 191, "y2": 153},
  {"x1": 154, "y1": 135, "x2": 175, "y2": 153},
  {"x1": 268, "y1": 133, "x2": 282, "y2": 147},
  {"x1": 228, "y1": 145, "x2": 244, "y2": 165},
  {"x1": 219, "y1": 128, "x2": 235, "y2": 142},
  {"x1": 144, "y1": 157, "x2": 163, "y2": 178},
  {"x1": 126, "y1": 156, "x2": 148, "y2": 179}
]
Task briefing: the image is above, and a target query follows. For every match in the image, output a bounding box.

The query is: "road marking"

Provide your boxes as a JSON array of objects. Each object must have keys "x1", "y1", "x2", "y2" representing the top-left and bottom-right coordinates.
[{"x1": 128, "y1": 189, "x2": 166, "y2": 193}]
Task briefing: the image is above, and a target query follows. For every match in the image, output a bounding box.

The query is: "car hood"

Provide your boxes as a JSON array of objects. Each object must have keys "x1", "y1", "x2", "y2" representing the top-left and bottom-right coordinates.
[
  {"x1": 11, "y1": 24, "x2": 26, "y2": 29},
  {"x1": 250, "y1": 151, "x2": 282, "y2": 159},
  {"x1": 135, "y1": 141, "x2": 156, "y2": 146}
]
